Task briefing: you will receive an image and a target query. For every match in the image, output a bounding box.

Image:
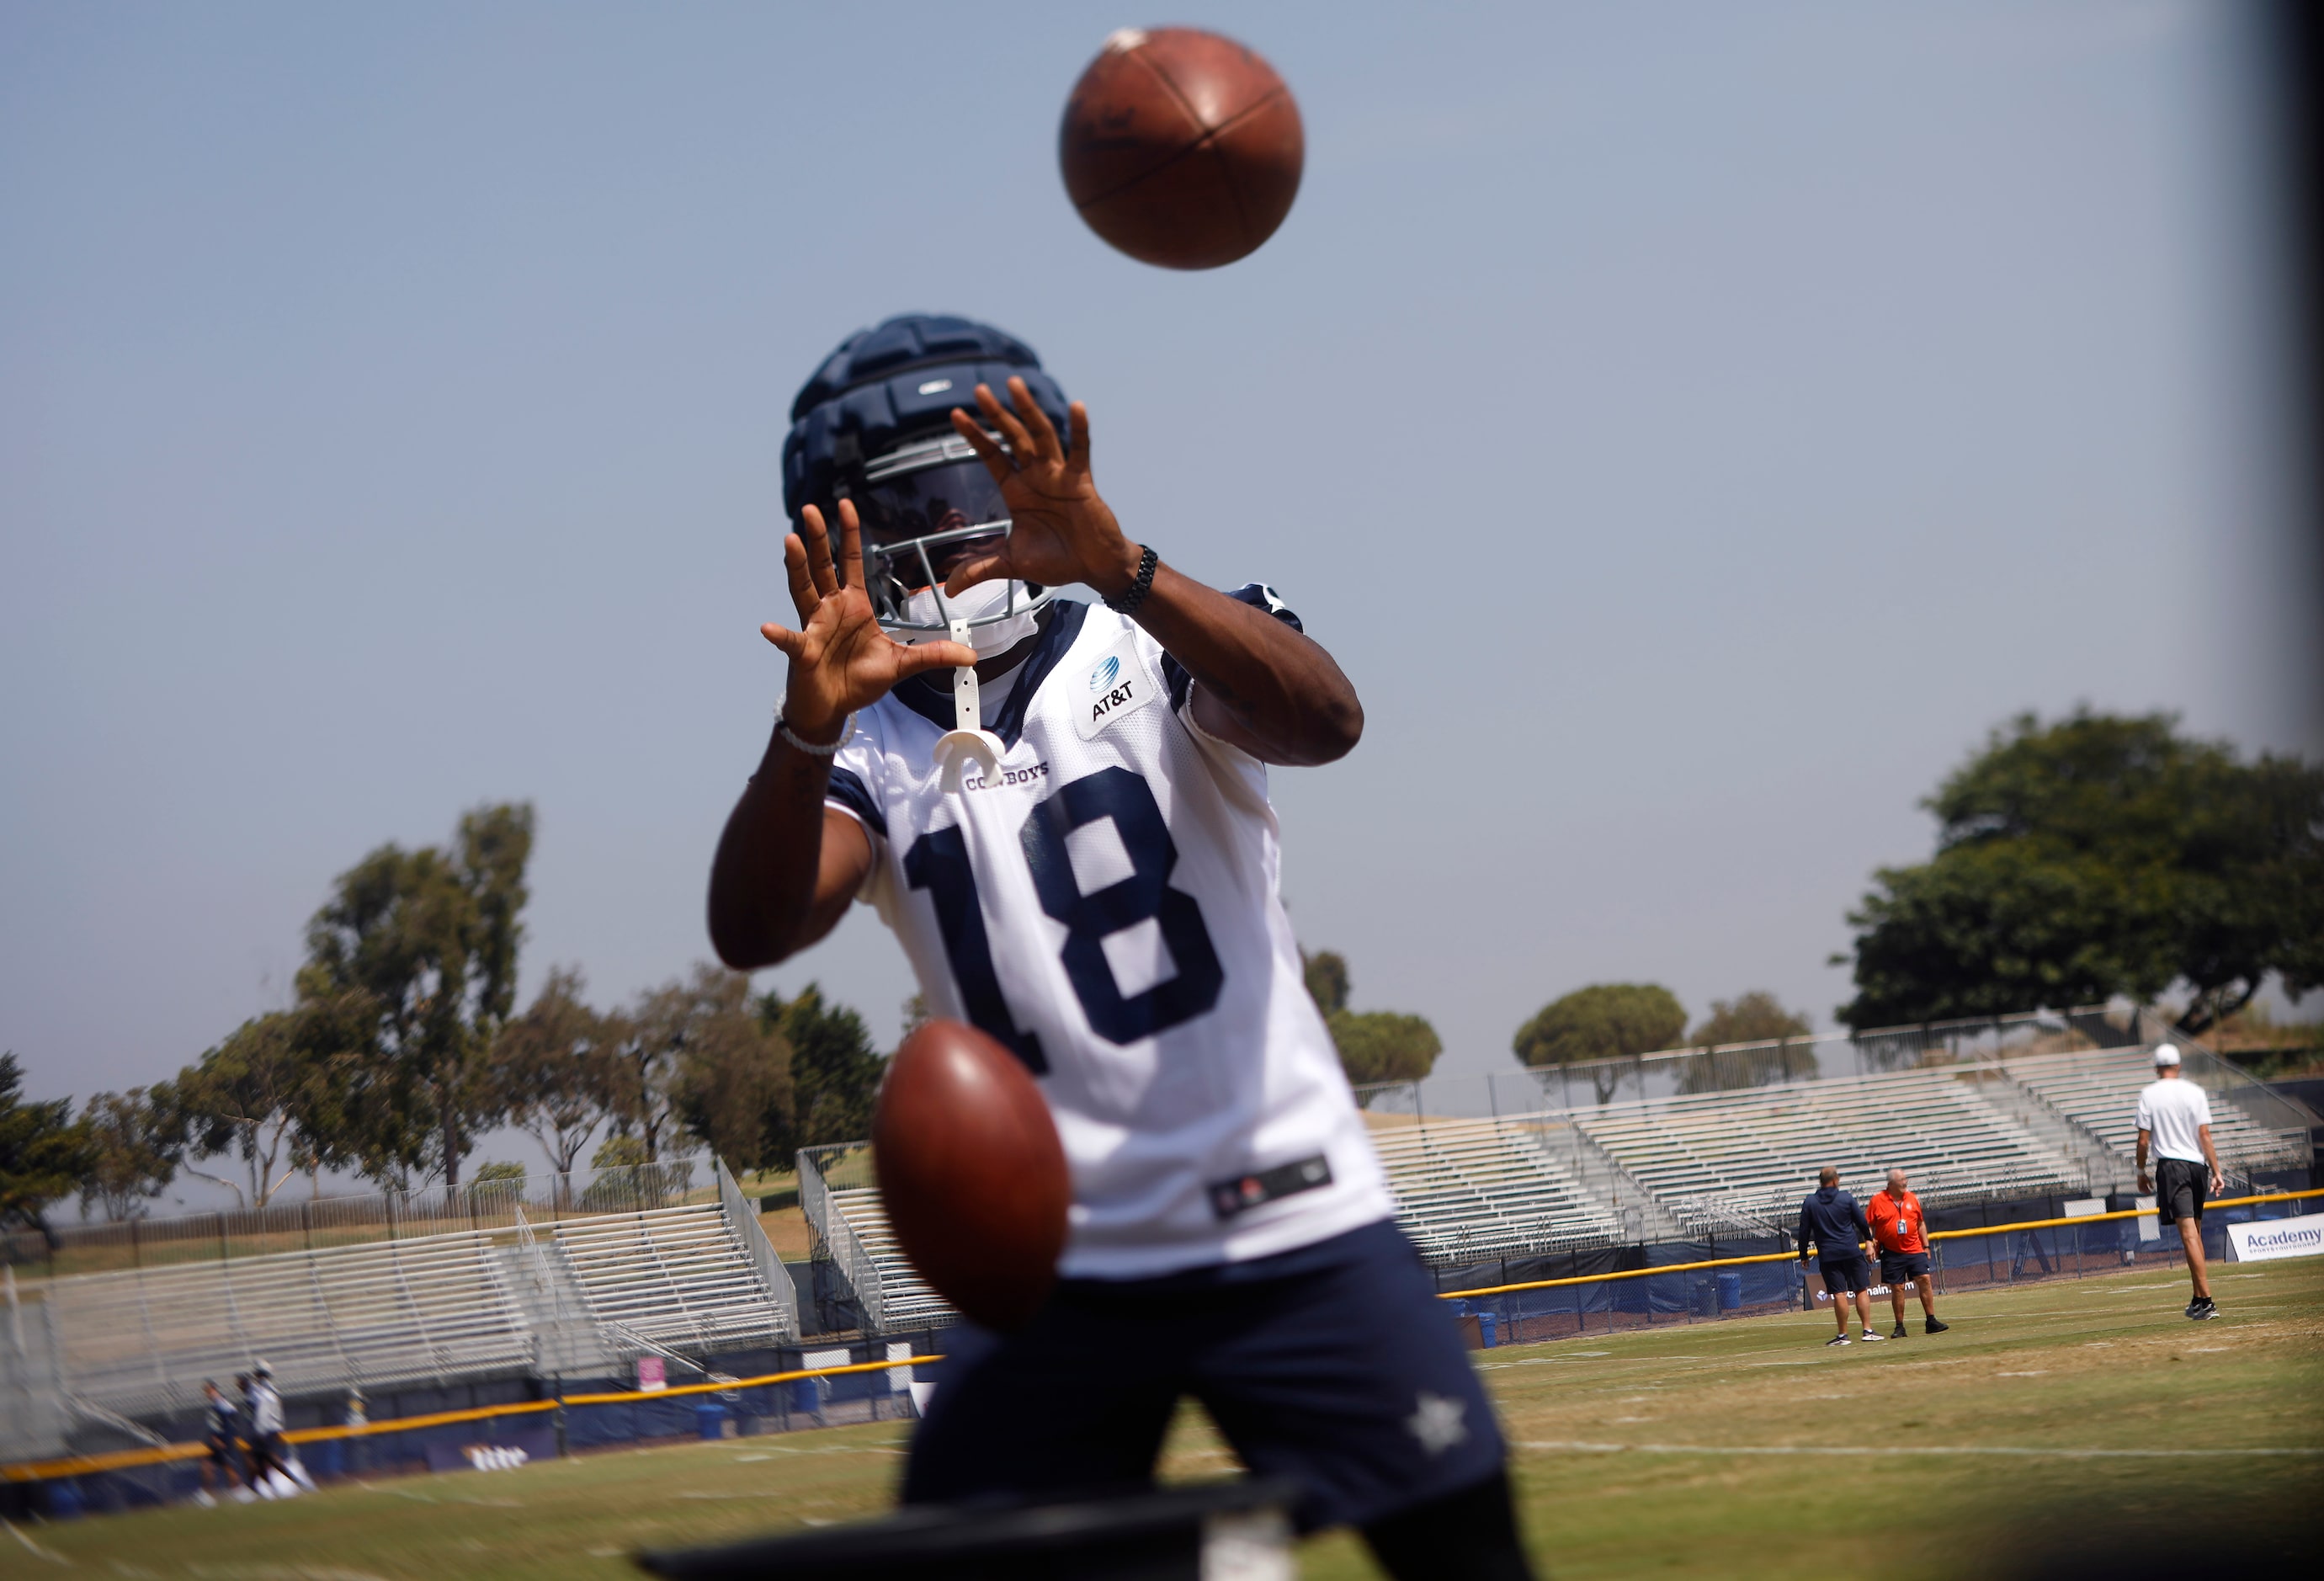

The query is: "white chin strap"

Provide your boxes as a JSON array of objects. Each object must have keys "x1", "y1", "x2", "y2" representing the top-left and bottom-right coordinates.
[{"x1": 929, "y1": 615, "x2": 1004, "y2": 795}]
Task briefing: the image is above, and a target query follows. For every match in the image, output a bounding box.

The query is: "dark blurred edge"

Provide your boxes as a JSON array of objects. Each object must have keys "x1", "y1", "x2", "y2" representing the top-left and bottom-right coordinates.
[
  {"x1": 2260, "y1": 0, "x2": 2324, "y2": 730},
  {"x1": 634, "y1": 1478, "x2": 1300, "y2": 1581}
]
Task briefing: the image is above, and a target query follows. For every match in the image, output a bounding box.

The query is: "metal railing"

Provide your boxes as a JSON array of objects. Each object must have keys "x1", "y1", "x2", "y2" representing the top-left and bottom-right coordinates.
[
  {"x1": 3, "y1": 1160, "x2": 710, "y2": 1284},
  {"x1": 1353, "y1": 1005, "x2": 2311, "y2": 1174},
  {"x1": 797, "y1": 1145, "x2": 885, "y2": 1333},
  {"x1": 1352, "y1": 1004, "x2": 2153, "y2": 1120},
  {"x1": 715, "y1": 1157, "x2": 800, "y2": 1339}
]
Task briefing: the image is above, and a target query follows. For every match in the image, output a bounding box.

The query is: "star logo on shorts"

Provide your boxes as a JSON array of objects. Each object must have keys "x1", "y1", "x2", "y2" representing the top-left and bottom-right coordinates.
[{"x1": 1405, "y1": 1392, "x2": 1468, "y2": 1456}]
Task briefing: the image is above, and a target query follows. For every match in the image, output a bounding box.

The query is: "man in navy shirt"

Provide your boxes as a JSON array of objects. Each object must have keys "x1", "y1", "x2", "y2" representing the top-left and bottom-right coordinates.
[
  {"x1": 1797, "y1": 1166, "x2": 1882, "y2": 1347},
  {"x1": 194, "y1": 1380, "x2": 249, "y2": 1505}
]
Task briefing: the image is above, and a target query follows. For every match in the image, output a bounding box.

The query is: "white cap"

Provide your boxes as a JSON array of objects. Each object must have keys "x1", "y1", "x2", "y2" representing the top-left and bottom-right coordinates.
[{"x1": 2151, "y1": 1044, "x2": 2181, "y2": 1067}]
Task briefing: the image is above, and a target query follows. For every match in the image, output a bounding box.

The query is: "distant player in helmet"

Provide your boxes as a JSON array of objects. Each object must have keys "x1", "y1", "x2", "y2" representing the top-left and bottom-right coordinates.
[{"x1": 709, "y1": 315, "x2": 1532, "y2": 1578}]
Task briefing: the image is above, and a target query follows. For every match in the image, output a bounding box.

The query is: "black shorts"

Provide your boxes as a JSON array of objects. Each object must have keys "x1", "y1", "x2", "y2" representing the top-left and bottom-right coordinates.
[
  {"x1": 904, "y1": 1219, "x2": 1504, "y2": 1534},
  {"x1": 1820, "y1": 1255, "x2": 1870, "y2": 1294},
  {"x1": 2156, "y1": 1158, "x2": 2210, "y2": 1224},
  {"x1": 1879, "y1": 1250, "x2": 1930, "y2": 1284}
]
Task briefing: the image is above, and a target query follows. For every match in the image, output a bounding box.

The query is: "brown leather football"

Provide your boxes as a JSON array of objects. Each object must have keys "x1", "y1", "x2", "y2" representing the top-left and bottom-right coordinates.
[
  {"x1": 1058, "y1": 26, "x2": 1305, "y2": 269},
  {"x1": 872, "y1": 1019, "x2": 1070, "y2": 1330}
]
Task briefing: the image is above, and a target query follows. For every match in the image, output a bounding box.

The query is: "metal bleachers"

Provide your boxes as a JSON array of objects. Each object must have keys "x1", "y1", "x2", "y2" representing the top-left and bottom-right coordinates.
[
  {"x1": 2003, "y1": 1047, "x2": 2313, "y2": 1177},
  {"x1": 19, "y1": 1162, "x2": 797, "y2": 1425},
  {"x1": 791, "y1": 1031, "x2": 2316, "y2": 1313},
  {"x1": 38, "y1": 1228, "x2": 536, "y2": 1419},
  {"x1": 1571, "y1": 1067, "x2": 2094, "y2": 1222},
  {"x1": 1371, "y1": 1118, "x2": 1626, "y2": 1260},
  {"x1": 550, "y1": 1203, "x2": 795, "y2": 1356},
  {"x1": 822, "y1": 1190, "x2": 959, "y2": 1332}
]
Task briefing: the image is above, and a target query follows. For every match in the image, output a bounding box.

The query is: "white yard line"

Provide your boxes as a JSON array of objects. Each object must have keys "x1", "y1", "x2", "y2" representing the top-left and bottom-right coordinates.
[
  {"x1": 3, "y1": 1516, "x2": 69, "y2": 1564},
  {"x1": 1520, "y1": 1440, "x2": 2324, "y2": 1459}
]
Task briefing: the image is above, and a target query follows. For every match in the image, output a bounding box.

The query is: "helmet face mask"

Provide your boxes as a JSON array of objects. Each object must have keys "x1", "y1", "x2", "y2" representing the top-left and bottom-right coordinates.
[{"x1": 843, "y1": 430, "x2": 1050, "y2": 641}]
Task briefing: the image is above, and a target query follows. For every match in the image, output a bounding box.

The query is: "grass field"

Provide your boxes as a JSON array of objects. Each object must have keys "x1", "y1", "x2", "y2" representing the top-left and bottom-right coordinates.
[{"x1": 13, "y1": 1258, "x2": 2321, "y2": 1578}]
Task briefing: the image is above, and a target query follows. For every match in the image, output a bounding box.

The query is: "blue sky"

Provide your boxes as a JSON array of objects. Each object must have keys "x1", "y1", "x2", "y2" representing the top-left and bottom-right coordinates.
[{"x1": 3, "y1": 3, "x2": 2315, "y2": 1171}]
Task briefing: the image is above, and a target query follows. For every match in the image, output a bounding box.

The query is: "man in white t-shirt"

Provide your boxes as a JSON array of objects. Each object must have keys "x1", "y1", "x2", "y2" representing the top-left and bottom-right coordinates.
[{"x1": 2135, "y1": 1045, "x2": 2226, "y2": 1320}]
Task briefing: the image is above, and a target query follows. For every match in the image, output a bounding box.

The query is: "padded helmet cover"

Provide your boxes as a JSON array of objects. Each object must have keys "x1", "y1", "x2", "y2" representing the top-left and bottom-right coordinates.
[{"x1": 781, "y1": 313, "x2": 1072, "y2": 527}]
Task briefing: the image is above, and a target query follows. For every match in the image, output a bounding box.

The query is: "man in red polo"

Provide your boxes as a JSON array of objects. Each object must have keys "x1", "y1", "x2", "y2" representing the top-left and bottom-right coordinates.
[{"x1": 1865, "y1": 1168, "x2": 1948, "y2": 1338}]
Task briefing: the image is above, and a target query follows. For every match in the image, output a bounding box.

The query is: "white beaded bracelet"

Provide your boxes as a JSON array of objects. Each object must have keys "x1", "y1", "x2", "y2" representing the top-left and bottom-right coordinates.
[{"x1": 774, "y1": 709, "x2": 854, "y2": 757}]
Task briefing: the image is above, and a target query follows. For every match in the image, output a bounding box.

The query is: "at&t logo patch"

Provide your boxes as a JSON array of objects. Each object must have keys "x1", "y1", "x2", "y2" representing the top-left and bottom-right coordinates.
[{"x1": 1074, "y1": 636, "x2": 1156, "y2": 741}]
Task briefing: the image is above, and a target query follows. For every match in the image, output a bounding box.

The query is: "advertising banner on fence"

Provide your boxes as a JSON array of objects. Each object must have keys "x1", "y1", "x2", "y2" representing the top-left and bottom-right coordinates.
[{"x1": 2226, "y1": 1219, "x2": 2324, "y2": 1262}]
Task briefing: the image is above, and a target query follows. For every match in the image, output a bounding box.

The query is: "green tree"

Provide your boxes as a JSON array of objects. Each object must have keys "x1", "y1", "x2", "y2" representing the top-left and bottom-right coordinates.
[
  {"x1": 1329, "y1": 1012, "x2": 1443, "y2": 1086},
  {"x1": 1513, "y1": 983, "x2": 1687, "y2": 1104},
  {"x1": 762, "y1": 985, "x2": 883, "y2": 1152},
  {"x1": 174, "y1": 1012, "x2": 348, "y2": 1208},
  {"x1": 1513, "y1": 984, "x2": 1688, "y2": 1067},
  {"x1": 900, "y1": 993, "x2": 931, "y2": 1038},
  {"x1": 1688, "y1": 993, "x2": 1812, "y2": 1048},
  {"x1": 295, "y1": 802, "x2": 536, "y2": 1186},
  {"x1": 601, "y1": 998, "x2": 683, "y2": 1164},
  {"x1": 669, "y1": 967, "x2": 795, "y2": 1173},
  {"x1": 1678, "y1": 993, "x2": 1816, "y2": 1094},
  {"x1": 1303, "y1": 950, "x2": 1350, "y2": 1016},
  {"x1": 1301, "y1": 950, "x2": 1443, "y2": 1089},
  {"x1": 493, "y1": 966, "x2": 617, "y2": 1189},
  {"x1": 591, "y1": 1135, "x2": 647, "y2": 1169},
  {"x1": 0, "y1": 1054, "x2": 93, "y2": 1237},
  {"x1": 1837, "y1": 711, "x2": 2324, "y2": 1033},
  {"x1": 77, "y1": 1084, "x2": 183, "y2": 1221}
]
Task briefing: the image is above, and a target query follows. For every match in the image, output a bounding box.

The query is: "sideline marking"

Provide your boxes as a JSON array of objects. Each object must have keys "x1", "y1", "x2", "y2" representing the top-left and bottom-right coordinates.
[
  {"x1": 1520, "y1": 1441, "x2": 2324, "y2": 1459},
  {"x1": 2, "y1": 1516, "x2": 66, "y2": 1563}
]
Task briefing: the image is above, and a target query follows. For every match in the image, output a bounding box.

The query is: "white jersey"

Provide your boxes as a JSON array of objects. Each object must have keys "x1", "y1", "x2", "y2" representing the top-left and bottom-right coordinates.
[
  {"x1": 2136, "y1": 1077, "x2": 2212, "y2": 1164},
  {"x1": 250, "y1": 1381, "x2": 284, "y2": 1435},
  {"x1": 824, "y1": 590, "x2": 1393, "y2": 1279}
]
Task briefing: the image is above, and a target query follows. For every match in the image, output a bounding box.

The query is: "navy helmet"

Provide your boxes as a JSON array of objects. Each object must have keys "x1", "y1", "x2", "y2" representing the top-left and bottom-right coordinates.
[
  {"x1": 781, "y1": 312, "x2": 1071, "y2": 527},
  {"x1": 782, "y1": 313, "x2": 1072, "y2": 641}
]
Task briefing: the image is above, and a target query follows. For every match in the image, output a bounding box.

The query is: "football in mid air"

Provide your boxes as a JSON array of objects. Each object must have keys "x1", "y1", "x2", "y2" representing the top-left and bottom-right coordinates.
[
  {"x1": 873, "y1": 1019, "x2": 1070, "y2": 1330},
  {"x1": 1058, "y1": 26, "x2": 1304, "y2": 269}
]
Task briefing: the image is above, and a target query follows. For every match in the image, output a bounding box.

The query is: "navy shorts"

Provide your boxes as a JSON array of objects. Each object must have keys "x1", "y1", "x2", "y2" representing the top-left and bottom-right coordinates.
[
  {"x1": 1820, "y1": 1255, "x2": 1870, "y2": 1294},
  {"x1": 2156, "y1": 1158, "x2": 2209, "y2": 1224},
  {"x1": 1879, "y1": 1250, "x2": 1930, "y2": 1284},
  {"x1": 904, "y1": 1219, "x2": 1504, "y2": 1533}
]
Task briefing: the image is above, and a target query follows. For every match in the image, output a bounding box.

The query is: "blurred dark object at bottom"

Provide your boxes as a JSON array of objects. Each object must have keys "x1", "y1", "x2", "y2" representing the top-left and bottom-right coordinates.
[{"x1": 634, "y1": 1477, "x2": 1295, "y2": 1581}]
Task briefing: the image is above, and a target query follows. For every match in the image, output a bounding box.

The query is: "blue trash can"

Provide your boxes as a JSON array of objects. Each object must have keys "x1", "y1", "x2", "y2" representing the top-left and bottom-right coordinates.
[
  {"x1": 1716, "y1": 1272, "x2": 1743, "y2": 1312},
  {"x1": 1476, "y1": 1312, "x2": 1497, "y2": 1348},
  {"x1": 791, "y1": 1376, "x2": 820, "y2": 1414},
  {"x1": 696, "y1": 1402, "x2": 731, "y2": 1440}
]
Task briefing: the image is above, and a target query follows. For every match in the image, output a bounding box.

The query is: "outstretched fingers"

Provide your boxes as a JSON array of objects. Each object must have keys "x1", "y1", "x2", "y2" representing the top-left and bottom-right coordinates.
[
  {"x1": 943, "y1": 546, "x2": 1014, "y2": 597},
  {"x1": 835, "y1": 499, "x2": 866, "y2": 593},
  {"x1": 1066, "y1": 401, "x2": 1091, "y2": 476},
  {"x1": 893, "y1": 639, "x2": 979, "y2": 677},
  {"x1": 1004, "y1": 375, "x2": 1064, "y2": 466},
  {"x1": 950, "y1": 407, "x2": 1014, "y2": 484},
  {"x1": 972, "y1": 382, "x2": 1038, "y2": 466},
  {"x1": 799, "y1": 506, "x2": 841, "y2": 599},
  {"x1": 759, "y1": 620, "x2": 805, "y2": 657},
  {"x1": 782, "y1": 533, "x2": 822, "y2": 620}
]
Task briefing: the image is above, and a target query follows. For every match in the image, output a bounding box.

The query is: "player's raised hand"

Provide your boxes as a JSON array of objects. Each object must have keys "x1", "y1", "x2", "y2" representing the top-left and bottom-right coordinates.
[
  {"x1": 946, "y1": 377, "x2": 1144, "y2": 602},
  {"x1": 763, "y1": 502, "x2": 976, "y2": 742}
]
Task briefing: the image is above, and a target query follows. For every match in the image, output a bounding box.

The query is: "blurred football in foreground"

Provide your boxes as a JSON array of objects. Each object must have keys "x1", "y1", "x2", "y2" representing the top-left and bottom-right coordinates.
[{"x1": 873, "y1": 1019, "x2": 1069, "y2": 1330}]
